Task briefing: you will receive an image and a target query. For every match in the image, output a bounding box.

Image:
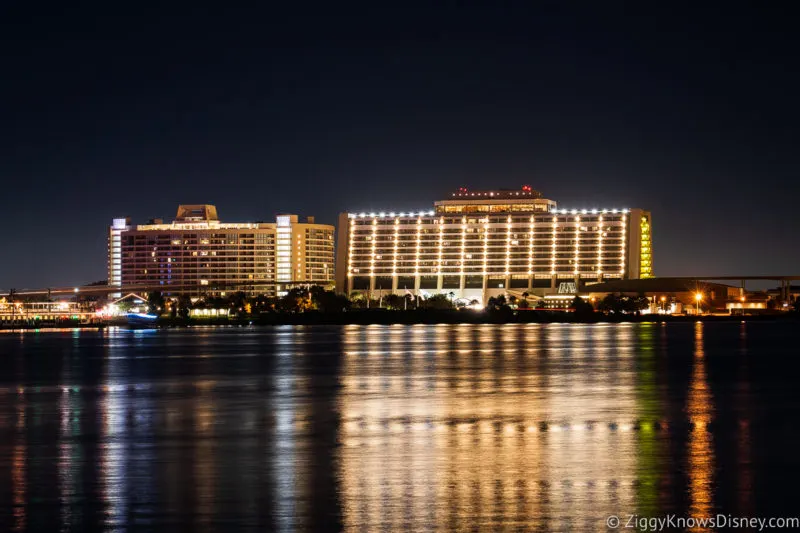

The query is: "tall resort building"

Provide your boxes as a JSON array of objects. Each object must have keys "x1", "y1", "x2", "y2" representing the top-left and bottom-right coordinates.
[
  {"x1": 108, "y1": 205, "x2": 335, "y2": 296},
  {"x1": 336, "y1": 187, "x2": 653, "y2": 303}
]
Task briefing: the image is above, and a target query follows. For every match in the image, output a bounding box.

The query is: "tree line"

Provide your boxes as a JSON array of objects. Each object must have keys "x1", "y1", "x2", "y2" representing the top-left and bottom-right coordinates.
[{"x1": 143, "y1": 287, "x2": 663, "y2": 319}]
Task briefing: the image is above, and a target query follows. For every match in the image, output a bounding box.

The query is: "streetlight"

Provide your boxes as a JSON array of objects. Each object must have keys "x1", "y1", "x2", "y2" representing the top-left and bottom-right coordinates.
[
  {"x1": 695, "y1": 292, "x2": 703, "y2": 315},
  {"x1": 660, "y1": 295, "x2": 667, "y2": 314}
]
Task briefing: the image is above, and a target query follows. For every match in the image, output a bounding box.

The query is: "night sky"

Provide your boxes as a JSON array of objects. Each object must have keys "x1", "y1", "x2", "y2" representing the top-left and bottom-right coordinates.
[{"x1": 2, "y1": 3, "x2": 798, "y2": 288}]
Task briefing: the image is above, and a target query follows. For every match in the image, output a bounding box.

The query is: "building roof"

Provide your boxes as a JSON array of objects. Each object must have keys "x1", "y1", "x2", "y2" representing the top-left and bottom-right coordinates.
[
  {"x1": 175, "y1": 205, "x2": 219, "y2": 222},
  {"x1": 445, "y1": 185, "x2": 544, "y2": 200}
]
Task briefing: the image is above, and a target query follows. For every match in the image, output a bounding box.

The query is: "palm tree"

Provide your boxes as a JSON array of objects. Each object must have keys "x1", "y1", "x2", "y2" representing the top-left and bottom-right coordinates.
[
  {"x1": 147, "y1": 290, "x2": 165, "y2": 315},
  {"x1": 177, "y1": 294, "x2": 192, "y2": 319}
]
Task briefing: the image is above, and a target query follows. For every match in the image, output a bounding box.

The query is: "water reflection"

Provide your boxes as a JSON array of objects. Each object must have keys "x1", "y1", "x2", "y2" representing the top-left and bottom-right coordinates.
[
  {"x1": 273, "y1": 326, "x2": 298, "y2": 533},
  {"x1": 736, "y1": 321, "x2": 753, "y2": 515},
  {"x1": 687, "y1": 323, "x2": 715, "y2": 531},
  {"x1": 339, "y1": 324, "x2": 651, "y2": 531},
  {"x1": 0, "y1": 323, "x2": 790, "y2": 531},
  {"x1": 12, "y1": 399, "x2": 26, "y2": 533},
  {"x1": 101, "y1": 334, "x2": 129, "y2": 532}
]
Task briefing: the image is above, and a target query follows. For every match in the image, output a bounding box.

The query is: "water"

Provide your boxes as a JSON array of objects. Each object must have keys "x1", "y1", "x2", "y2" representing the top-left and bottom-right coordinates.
[{"x1": 0, "y1": 322, "x2": 798, "y2": 532}]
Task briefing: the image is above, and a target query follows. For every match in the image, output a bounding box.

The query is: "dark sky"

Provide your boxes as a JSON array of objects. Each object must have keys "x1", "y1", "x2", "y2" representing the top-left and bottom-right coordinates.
[{"x1": 1, "y1": 2, "x2": 798, "y2": 288}]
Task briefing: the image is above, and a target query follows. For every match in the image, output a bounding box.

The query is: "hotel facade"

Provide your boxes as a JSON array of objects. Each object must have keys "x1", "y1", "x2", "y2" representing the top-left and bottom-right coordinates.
[
  {"x1": 336, "y1": 187, "x2": 653, "y2": 302},
  {"x1": 109, "y1": 205, "x2": 335, "y2": 297}
]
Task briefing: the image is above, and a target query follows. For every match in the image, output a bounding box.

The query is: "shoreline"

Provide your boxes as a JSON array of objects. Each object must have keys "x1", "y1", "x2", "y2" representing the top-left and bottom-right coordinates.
[
  {"x1": 3, "y1": 310, "x2": 797, "y2": 330},
  {"x1": 160, "y1": 311, "x2": 798, "y2": 327}
]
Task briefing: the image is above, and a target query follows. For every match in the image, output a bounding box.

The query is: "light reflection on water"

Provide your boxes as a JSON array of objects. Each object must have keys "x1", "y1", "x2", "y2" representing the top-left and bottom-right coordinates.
[
  {"x1": 0, "y1": 322, "x2": 796, "y2": 532},
  {"x1": 687, "y1": 323, "x2": 714, "y2": 532},
  {"x1": 339, "y1": 323, "x2": 644, "y2": 532}
]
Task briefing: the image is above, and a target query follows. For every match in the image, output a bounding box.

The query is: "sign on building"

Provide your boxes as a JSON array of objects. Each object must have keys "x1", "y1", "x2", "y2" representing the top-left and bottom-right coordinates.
[{"x1": 558, "y1": 282, "x2": 577, "y2": 294}]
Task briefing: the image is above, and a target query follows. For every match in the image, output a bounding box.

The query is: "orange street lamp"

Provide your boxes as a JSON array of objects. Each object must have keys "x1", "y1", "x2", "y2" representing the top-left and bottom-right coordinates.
[{"x1": 695, "y1": 292, "x2": 703, "y2": 315}]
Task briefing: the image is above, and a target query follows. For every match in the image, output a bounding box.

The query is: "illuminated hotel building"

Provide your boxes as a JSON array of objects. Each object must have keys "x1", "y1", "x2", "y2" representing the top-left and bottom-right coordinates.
[
  {"x1": 109, "y1": 205, "x2": 334, "y2": 296},
  {"x1": 336, "y1": 187, "x2": 652, "y2": 302},
  {"x1": 108, "y1": 217, "x2": 131, "y2": 298}
]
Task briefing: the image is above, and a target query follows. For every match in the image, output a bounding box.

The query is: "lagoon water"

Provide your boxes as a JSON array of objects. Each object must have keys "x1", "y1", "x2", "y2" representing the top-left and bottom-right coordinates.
[{"x1": 0, "y1": 322, "x2": 799, "y2": 532}]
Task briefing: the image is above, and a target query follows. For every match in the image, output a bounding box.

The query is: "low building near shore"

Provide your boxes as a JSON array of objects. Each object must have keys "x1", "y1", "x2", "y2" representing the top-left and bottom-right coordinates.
[
  {"x1": 0, "y1": 299, "x2": 97, "y2": 322},
  {"x1": 584, "y1": 278, "x2": 769, "y2": 314},
  {"x1": 765, "y1": 285, "x2": 800, "y2": 307},
  {"x1": 189, "y1": 308, "x2": 230, "y2": 317},
  {"x1": 95, "y1": 293, "x2": 150, "y2": 317}
]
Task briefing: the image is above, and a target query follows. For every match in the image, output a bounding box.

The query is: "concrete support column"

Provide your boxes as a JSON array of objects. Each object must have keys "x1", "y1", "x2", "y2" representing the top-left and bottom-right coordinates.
[
  {"x1": 392, "y1": 275, "x2": 398, "y2": 292},
  {"x1": 550, "y1": 274, "x2": 557, "y2": 292},
  {"x1": 414, "y1": 275, "x2": 421, "y2": 293},
  {"x1": 459, "y1": 275, "x2": 465, "y2": 291},
  {"x1": 527, "y1": 274, "x2": 533, "y2": 291},
  {"x1": 437, "y1": 274, "x2": 443, "y2": 291}
]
